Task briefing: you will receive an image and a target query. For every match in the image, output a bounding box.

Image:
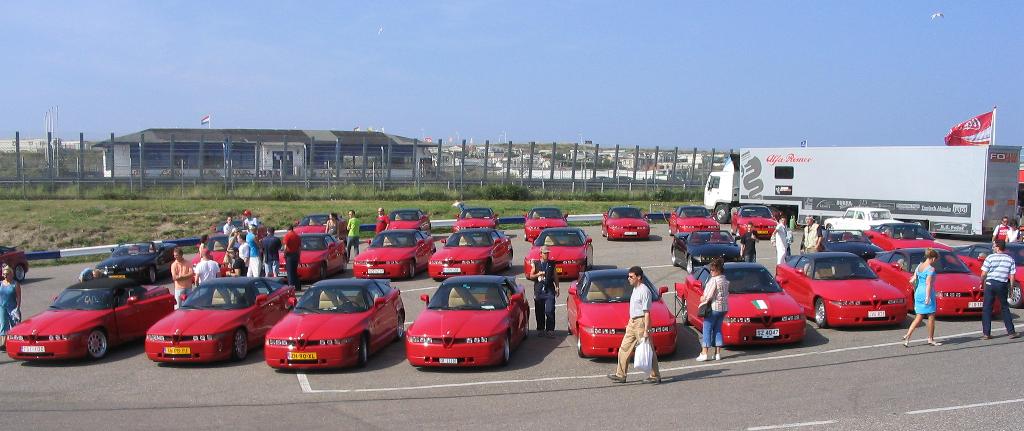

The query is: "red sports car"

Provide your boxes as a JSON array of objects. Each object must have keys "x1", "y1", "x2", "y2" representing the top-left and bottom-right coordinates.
[
  {"x1": 428, "y1": 229, "x2": 514, "y2": 280},
  {"x1": 567, "y1": 269, "x2": 676, "y2": 358},
  {"x1": 453, "y1": 207, "x2": 499, "y2": 232},
  {"x1": 952, "y1": 243, "x2": 1024, "y2": 307},
  {"x1": 869, "y1": 248, "x2": 993, "y2": 317},
  {"x1": 406, "y1": 275, "x2": 529, "y2": 367},
  {"x1": 730, "y1": 205, "x2": 777, "y2": 239},
  {"x1": 0, "y1": 245, "x2": 29, "y2": 282},
  {"x1": 864, "y1": 223, "x2": 951, "y2": 251},
  {"x1": 668, "y1": 205, "x2": 719, "y2": 235},
  {"x1": 677, "y1": 263, "x2": 805, "y2": 345},
  {"x1": 277, "y1": 233, "x2": 348, "y2": 282},
  {"x1": 775, "y1": 252, "x2": 908, "y2": 328},
  {"x1": 523, "y1": 228, "x2": 594, "y2": 280},
  {"x1": 388, "y1": 209, "x2": 432, "y2": 232},
  {"x1": 601, "y1": 206, "x2": 651, "y2": 240},
  {"x1": 352, "y1": 230, "x2": 435, "y2": 279},
  {"x1": 190, "y1": 234, "x2": 231, "y2": 277},
  {"x1": 265, "y1": 279, "x2": 405, "y2": 369},
  {"x1": 6, "y1": 278, "x2": 175, "y2": 361},
  {"x1": 145, "y1": 277, "x2": 295, "y2": 363},
  {"x1": 293, "y1": 213, "x2": 330, "y2": 235},
  {"x1": 523, "y1": 207, "x2": 568, "y2": 242}
]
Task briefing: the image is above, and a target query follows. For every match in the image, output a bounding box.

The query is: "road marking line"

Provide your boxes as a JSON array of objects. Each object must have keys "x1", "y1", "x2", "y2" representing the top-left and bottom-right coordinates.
[
  {"x1": 747, "y1": 420, "x2": 838, "y2": 430},
  {"x1": 297, "y1": 324, "x2": 1021, "y2": 394},
  {"x1": 905, "y1": 398, "x2": 1024, "y2": 415},
  {"x1": 297, "y1": 373, "x2": 314, "y2": 393}
]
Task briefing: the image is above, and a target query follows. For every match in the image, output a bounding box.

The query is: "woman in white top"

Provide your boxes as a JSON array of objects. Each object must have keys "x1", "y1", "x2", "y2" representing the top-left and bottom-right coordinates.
[{"x1": 697, "y1": 258, "x2": 729, "y2": 362}]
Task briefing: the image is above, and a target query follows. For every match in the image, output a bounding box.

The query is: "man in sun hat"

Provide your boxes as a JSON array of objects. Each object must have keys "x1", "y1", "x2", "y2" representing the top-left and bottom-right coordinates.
[{"x1": 528, "y1": 245, "x2": 560, "y2": 337}]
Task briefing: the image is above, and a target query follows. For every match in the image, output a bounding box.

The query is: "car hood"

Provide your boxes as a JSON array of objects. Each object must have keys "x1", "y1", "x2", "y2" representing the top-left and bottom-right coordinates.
[
  {"x1": 576, "y1": 301, "x2": 674, "y2": 328},
  {"x1": 409, "y1": 309, "x2": 509, "y2": 338},
  {"x1": 267, "y1": 312, "x2": 368, "y2": 340},
  {"x1": 7, "y1": 309, "x2": 108, "y2": 336},
  {"x1": 455, "y1": 219, "x2": 496, "y2": 228},
  {"x1": 886, "y1": 239, "x2": 952, "y2": 251},
  {"x1": 526, "y1": 246, "x2": 587, "y2": 261},
  {"x1": 293, "y1": 226, "x2": 324, "y2": 234},
  {"x1": 606, "y1": 218, "x2": 649, "y2": 227},
  {"x1": 388, "y1": 220, "x2": 423, "y2": 229},
  {"x1": 931, "y1": 273, "x2": 984, "y2": 293},
  {"x1": 526, "y1": 219, "x2": 568, "y2": 228},
  {"x1": 674, "y1": 217, "x2": 718, "y2": 227},
  {"x1": 813, "y1": 278, "x2": 905, "y2": 301},
  {"x1": 736, "y1": 216, "x2": 776, "y2": 225},
  {"x1": 355, "y1": 247, "x2": 416, "y2": 261},
  {"x1": 688, "y1": 244, "x2": 741, "y2": 258},
  {"x1": 148, "y1": 308, "x2": 252, "y2": 335},
  {"x1": 725, "y1": 292, "x2": 803, "y2": 317},
  {"x1": 432, "y1": 247, "x2": 491, "y2": 261},
  {"x1": 97, "y1": 254, "x2": 156, "y2": 268}
]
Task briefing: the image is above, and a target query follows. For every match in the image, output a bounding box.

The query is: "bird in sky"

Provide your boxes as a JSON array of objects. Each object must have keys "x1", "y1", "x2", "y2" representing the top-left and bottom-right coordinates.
[
  {"x1": 930, "y1": 12, "x2": 944, "y2": 20},
  {"x1": 378, "y1": 27, "x2": 384, "y2": 35}
]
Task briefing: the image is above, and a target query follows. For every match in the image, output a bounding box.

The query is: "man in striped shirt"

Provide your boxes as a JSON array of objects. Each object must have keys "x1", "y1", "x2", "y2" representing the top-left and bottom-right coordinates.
[{"x1": 979, "y1": 241, "x2": 1020, "y2": 340}]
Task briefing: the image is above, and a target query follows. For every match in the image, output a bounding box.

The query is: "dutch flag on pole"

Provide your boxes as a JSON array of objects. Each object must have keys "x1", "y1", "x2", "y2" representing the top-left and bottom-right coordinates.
[{"x1": 200, "y1": 115, "x2": 211, "y2": 126}]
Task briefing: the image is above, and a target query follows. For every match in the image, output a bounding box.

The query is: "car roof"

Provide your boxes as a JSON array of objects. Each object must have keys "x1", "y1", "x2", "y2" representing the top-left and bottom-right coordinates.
[
  {"x1": 676, "y1": 205, "x2": 705, "y2": 209},
  {"x1": 67, "y1": 278, "x2": 142, "y2": 291},
  {"x1": 378, "y1": 229, "x2": 422, "y2": 234},
  {"x1": 299, "y1": 233, "x2": 330, "y2": 238},
  {"x1": 801, "y1": 252, "x2": 862, "y2": 260},
  {"x1": 464, "y1": 207, "x2": 492, "y2": 211},
  {"x1": 193, "y1": 277, "x2": 262, "y2": 287},
  {"x1": 721, "y1": 262, "x2": 769, "y2": 270},
  {"x1": 539, "y1": 227, "x2": 582, "y2": 234},
  {"x1": 609, "y1": 205, "x2": 637, "y2": 209},
  {"x1": 452, "y1": 228, "x2": 498, "y2": 233},
  {"x1": 529, "y1": 207, "x2": 562, "y2": 211},
  {"x1": 886, "y1": 248, "x2": 950, "y2": 255},
  {"x1": 392, "y1": 208, "x2": 421, "y2": 212},
  {"x1": 583, "y1": 268, "x2": 630, "y2": 278},
  {"x1": 310, "y1": 279, "x2": 380, "y2": 289},
  {"x1": 738, "y1": 204, "x2": 770, "y2": 209},
  {"x1": 439, "y1": 275, "x2": 510, "y2": 284}
]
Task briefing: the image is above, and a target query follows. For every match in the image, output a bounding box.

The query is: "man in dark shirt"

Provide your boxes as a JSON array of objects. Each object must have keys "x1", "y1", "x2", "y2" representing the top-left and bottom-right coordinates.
[
  {"x1": 226, "y1": 248, "x2": 246, "y2": 277},
  {"x1": 740, "y1": 222, "x2": 757, "y2": 263},
  {"x1": 261, "y1": 227, "x2": 283, "y2": 278},
  {"x1": 528, "y1": 246, "x2": 560, "y2": 337},
  {"x1": 283, "y1": 225, "x2": 302, "y2": 290}
]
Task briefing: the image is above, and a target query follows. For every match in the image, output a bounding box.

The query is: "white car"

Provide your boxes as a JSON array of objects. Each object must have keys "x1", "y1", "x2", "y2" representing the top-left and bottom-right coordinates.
[{"x1": 822, "y1": 207, "x2": 902, "y2": 231}]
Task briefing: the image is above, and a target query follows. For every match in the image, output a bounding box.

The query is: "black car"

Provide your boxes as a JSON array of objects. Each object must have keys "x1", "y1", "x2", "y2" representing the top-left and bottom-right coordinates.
[
  {"x1": 671, "y1": 230, "x2": 741, "y2": 273},
  {"x1": 822, "y1": 230, "x2": 883, "y2": 260},
  {"x1": 95, "y1": 242, "x2": 176, "y2": 284}
]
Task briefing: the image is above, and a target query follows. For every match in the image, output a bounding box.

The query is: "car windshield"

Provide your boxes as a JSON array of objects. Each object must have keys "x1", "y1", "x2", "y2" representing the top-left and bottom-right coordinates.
[
  {"x1": 301, "y1": 236, "x2": 328, "y2": 251},
  {"x1": 678, "y1": 207, "x2": 710, "y2": 218},
  {"x1": 529, "y1": 208, "x2": 563, "y2": 219},
  {"x1": 906, "y1": 251, "x2": 970, "y2": 274},
  {"x1": 462, "y1": 208, "x2": 493, "y2": 219},
  {"x1": 687, "y1": 231, "x2": 734, "y2": 245},
  {"x1": 580, "y1": 275, "x2": 656, "y2": 303},
  {"x1": 1006, "y1": 245, "x2": 1024, "y2": 265},
  {"x1": 870, "y1": 210, "x2": 893, "y2": 220},
  {"x1": 205, "y1": 236, "x2": 229, "y2": 252},
  {"x1": 112, "y1": 243, "x2": 156, "y2": 256},
  {"x1": 811, "y1": 257, "x2": 878, "y2": 280},
  {"x1": 180, "y1": 283, "x2": 254, "y2": 310},
  {"x1": 724, "y1": 267, "x2": 782, "y2": 294},
  {"x1": 428, "y1": 282, "x2": 508, "y2": 310},
  {"x1": 370, "y1": 232, "x2": 418, "y2": 248},
  {"x1": 535, "y1": 230, "x2": 584, "y2": 247},
  {"x1": 294, "y1": 285, "x2": 370, "y2": 314},
  {"x1": 609, "y1": 208, "x2": 642, "y2": 219},
  {"x1": 890, "y1": 224, "x2": 934, "y2": 240},
  {"x1": 390, "y1": 210, "x2": 420, "y2": 221},
  {"x1": 739, "y1": 207, "x2": 772, "y2": 218},
  {"x1": 826, "y1": 231, "x2": 869, "y2": 243},
  {"x1": 50, "y1": 289, "x2": 113, "y2": 310},
  {"x1": 446, "y1": 231, "x2": 493, "y2": 247},
  {"x1": 300, "y1": 215, "x2": 328, "y2": 226}
]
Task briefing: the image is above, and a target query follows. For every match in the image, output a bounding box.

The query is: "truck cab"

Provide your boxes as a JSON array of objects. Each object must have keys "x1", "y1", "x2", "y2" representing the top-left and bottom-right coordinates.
[{"x1": 703, "y1": 154, "x2": 740, "y2": 223}]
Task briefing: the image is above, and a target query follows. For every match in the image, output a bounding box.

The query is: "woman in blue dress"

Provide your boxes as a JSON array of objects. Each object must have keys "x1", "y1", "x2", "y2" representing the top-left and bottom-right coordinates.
[
  {"x1": 902, "y1": 248, "x2": 942, "y2": 347},
  {"x1": 0, "y1": 265, "x2": 23, "y2": 352}
]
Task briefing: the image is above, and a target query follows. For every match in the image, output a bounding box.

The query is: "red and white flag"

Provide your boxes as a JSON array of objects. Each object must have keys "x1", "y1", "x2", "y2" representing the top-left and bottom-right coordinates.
[{"x1": 945, "y1": 110, "x2": 994, "y2": 146}]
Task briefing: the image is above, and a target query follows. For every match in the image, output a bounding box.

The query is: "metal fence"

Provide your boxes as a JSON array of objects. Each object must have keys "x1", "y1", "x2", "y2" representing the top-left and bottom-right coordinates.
[{"x1": 0, "y1": 132, "x2": 735, "y2": 193}]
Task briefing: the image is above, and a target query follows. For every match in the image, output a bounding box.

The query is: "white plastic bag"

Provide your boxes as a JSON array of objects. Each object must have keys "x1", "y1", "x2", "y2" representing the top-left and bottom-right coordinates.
[{"x1": 633, "y1": 337, "x2": 654, "y2": 373}]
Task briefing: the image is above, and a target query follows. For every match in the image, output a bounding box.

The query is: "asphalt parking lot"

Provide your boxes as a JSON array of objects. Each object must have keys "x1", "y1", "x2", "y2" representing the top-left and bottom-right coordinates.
[{"x1": 3, "y1": 224, "x2": 1022, "y2": 431}]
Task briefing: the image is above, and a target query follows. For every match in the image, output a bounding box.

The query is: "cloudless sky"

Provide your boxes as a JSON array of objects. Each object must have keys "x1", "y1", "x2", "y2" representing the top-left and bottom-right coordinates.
[{"x1": 1, "y1": 1, "x2": 1021, "y2": 148}]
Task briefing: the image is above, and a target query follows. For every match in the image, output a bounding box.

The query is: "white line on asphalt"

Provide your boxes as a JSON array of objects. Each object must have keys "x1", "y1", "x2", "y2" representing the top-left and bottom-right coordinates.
[
  {"x1": 747, "y1": 420, "x2": 838, "y2": 430},
  {"x1": 905, "y1": 398, "x2": 1024, "y2": 415},
  {"x1": 296, "y1": 324, "x2": 1022, "y2": 394}
]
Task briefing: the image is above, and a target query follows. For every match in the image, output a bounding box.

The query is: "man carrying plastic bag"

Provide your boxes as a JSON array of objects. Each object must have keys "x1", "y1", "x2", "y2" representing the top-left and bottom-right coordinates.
[{"x1": 608, "y1": 266, "x2": 661, "y2": 384}]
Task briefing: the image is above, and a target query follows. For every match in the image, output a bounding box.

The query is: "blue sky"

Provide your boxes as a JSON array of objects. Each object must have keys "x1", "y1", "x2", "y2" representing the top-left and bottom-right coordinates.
[{"x1": 1, "y1": 1, "x2": 1021, "y2": 148}]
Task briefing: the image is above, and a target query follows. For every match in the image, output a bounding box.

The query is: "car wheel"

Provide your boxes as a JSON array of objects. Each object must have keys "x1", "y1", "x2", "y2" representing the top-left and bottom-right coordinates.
[
  {"x1": 231, "y1": 328, "x2": 248, "y2": 361},
  {"x1": 500, "y1": 334, "x2": 511, "y2": 366},
  {"x1": 714, "y1": 205, "x2": 730, "y2": 224},
  {"x1": 147, "y1": 266, "x2": 158, "y2": 284},
  {"x1": 576, "y1": 334, "x2": 586, "y2": 358},
  {"x1": 814, "y1": 298, "x2": 829, "y2": 329},
  {"x1": 357, "y1": 334, "x2": 369, "y2": 368},
  {"x1": 85, "y1": 329, "x2": 108, "y2": 360},
  {"x1": 13, "y1": 265, "x2": 26, "y2": 282},
  {"x1": 406, "y1": 260, "x2": 416, "y2": 279},
  {"x1": 319, "y1": 263, "x2": 328, "y2": 281},
  {"x1": 1009, "y1": 285, "x2": 1023, "y2": 308},
  {"x1": 395, "y1": 311, "x2": 406, "y2": 341}
]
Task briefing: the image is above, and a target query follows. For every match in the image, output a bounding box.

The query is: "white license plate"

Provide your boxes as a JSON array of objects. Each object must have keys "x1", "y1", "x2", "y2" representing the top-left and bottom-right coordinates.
[
  {"x1": 366, "y1": 268, "x2": 385, "y2": 275},
  {"x1": 438, "y1": 358, "x2": 458, "y2": 364},
  {"x1": 867, "y1": 310, "x2": 886, "y2": 318},
  {"x1": 968, "y1": 301, "x2": 983, "y2": 309},
  {"x1": 624, "y1": 231, "x2": 638, "y2": 236},
  {"x1": 20, "y1": 345, "x2": 45, "y2": 353},
  {"x1": 755, "y1": 328, "x2": 780, "y2": 339},
  {"x1": 442, "y1": 267, "x2": 461, "y2": 274}
]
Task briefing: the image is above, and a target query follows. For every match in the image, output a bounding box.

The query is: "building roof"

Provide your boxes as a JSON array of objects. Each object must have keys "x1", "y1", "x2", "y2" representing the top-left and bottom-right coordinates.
[{"x1": 92, "y1": 128, "x2": 420, "y2": 148}]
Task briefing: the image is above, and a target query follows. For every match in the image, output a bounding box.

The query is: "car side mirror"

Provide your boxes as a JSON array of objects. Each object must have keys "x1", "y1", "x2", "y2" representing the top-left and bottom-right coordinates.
[
  {"x1": 374, "y1": 297, "x2": 386, "y2": 308},
  {"x1": 568, "y1": 287, "x2": 578, "y2": 296},
  {"x1": 440, "y1": 238, "x2": 447, "y2": 244},
  {"x1": 775, "y1": 275, "x2": 787, "y2": 283},
  {"x1": 977, "y1": 255, "x2": 986, "y2": 261},
  {"x1": 365, "y1": 239, "x2": 372, "y2": 245},
  {"x1": 256, "y1": 294, "x2": 269, "y2": 305},
  {"x1": 420, "y1": 294, "x2": 429, "y2": 303},
  {"x1": 585, "y1": 237, "x2": 592, "y2": 244},
  {"x1": 179, "y1": 293, "x2": 188, "y2": 302},
  {"x1": 510, "y1": 293, "x2": 523, "y2": 304},
  {"x1": 126, "y1": 296, "x2": 139, "y2": 305},
  {"x1": 658, "y1": 286, "x2": 668, "y2": 295},
  {"x1": 287, "y1": 297, "x2": 297, "y2": 309},
  {"x1": 891, "y1": 262, "x2": 901, "y2": 269},
  {"x1": 795, "y1": 268, "x2": 804, "y2": 275}
]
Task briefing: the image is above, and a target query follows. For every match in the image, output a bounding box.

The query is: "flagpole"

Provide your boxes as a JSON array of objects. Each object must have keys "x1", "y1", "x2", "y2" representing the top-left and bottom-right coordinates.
[{"x1": 991, "y1": 106, "x2": 997, "y2": 146}]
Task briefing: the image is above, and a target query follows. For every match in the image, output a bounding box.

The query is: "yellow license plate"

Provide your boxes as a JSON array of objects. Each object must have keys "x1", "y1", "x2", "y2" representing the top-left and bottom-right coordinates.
[
  {"x1": 164, "y1": 346, "x2": 191, "y2": 355},
  {"x1": 757, "y1": 230, "x2": 769, "y2": 235},
  {"x1": 556, "y1": 267, "x2": 564, "y2": 274},
  {"x1": 288, "y1": 352, "x2": 317, "y2": 360},
  {"x1": 110, "y1": 274, "x2": 126, "y2": 279}
]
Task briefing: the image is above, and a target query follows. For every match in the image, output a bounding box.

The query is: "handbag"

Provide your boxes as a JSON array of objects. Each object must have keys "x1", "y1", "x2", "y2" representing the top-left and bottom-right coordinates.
[{"x1": 697, "y1": 301, "x2": 712, "y2": 318}]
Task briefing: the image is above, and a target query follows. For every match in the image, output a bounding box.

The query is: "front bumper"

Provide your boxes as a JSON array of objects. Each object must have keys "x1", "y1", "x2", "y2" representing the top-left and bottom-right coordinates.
[
  {"x1": 405, "y1": 339, "x2": 506, "y2": 367},
  {"x1": 265, "y1": 343, "x2": 359, "y2": 369},
  {"x1": 428, "y1": 262, "x2": 487, "y2": 279},
  {"x1": 353, "y1": 263, "x2": 407, "y2": 279},
  {"x1": 5, "y1": 338, "x2": 88, "y2": 360},
  {"x1": 826, "y1": 303, "x2": 907, "y2": 327},
  {"x1": 721, "y1": 319, "x2": 805, "y2": 345},
  {"x1": 607, "y1": 226, "x2": 651, "y2": 240},
  {"x1": 575, "y1": 329, "x2": 676, "y2": 357},
  {"x1": 145, "y1": 338, "x2": 233, "y2": 363}
]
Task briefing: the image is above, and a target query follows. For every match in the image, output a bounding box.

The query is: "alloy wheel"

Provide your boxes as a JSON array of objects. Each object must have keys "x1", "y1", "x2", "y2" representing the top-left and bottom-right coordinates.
[{"x1": 86, "y1": 329, "x2": 108, "y2": 359}]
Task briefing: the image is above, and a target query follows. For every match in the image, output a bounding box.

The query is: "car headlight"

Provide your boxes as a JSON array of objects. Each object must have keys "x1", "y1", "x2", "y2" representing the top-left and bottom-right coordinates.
[
  {"x1": 299, "y1": 263, "x2": 317, "y2": 268},
  {"x1": 462, "y1": 259, "x2": 484, "y2": 265},
  {"x1": 647, "y1": 326, "x2": 672, "y2": 333},
  {"x1": 941, "y1": 292, "x2": 964, "y2": 297},
  {"x1": 585, "y1": 326, "x2": 617, "y2": 335},
  {"x1": 725, "y1": 317, "x2": 751, "y2": 323},
  {"x1": 191, "y1": 334, "x2": 223, "y2": 341},
  {"x1": 266, "y1": 338, "x2": 290, "y2": 346},
  {"x1": 463, "y1": 336, "x2": 498, "y2": 343},
  {"x1": 147, "y1": 334, "x2": 167, "y2": 342},
  {"x1": 527, "y1": 226, "x2": 541, "y2": 230},
  {"x1": 8, "y1": 334, "x2": 25, "y2": 341},
  {"x1": 780, "y1": 314, "x2": 803, "y2": 321},
  {"x1": 408, "y1": 336, "x2": 433, "y2": 344},
  {"x1": 429, "y1": 260, "x2": 444, "y2": 265},
  {"x1": 886, "y1": 298, "x2": 905, "y2": 305},
  {"x1": 317, "y1": 337, "x2": 354, "y2": 345},
  {"x1": 831, "y1": 300, "x2": 861, "y2": 306},
  {"x1": 384, "y1": 260, "x2": 403, "y2": 265},
  {"x1": 47, "y1": 334, "x2": 70, "y2": 341},
  {"x1": 353, "y1": 260, "x2": 367, "y2": 265},
  {"x1": 563, "y1": 259, "x2": 584, "y2": 265}
]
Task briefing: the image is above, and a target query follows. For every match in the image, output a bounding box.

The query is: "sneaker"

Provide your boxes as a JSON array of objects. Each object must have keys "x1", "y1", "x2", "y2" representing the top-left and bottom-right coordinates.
[
  {"x1": 714, "y1": 352, "x2": 721, "y2": 361},
  {"x1": 981, "y1": 335, "x2": 992, "y2": 340},
  {"x1": 695, "y1": 354, "x2": 708, "y2": 362},
  {"x1": 644, "y1": 376, "x2": 662, "y2": 385},
  {"x1": 606, "y1": 374, "x2": 626, "y2": 383},
  {"x1": 1010, "y1": 333, "x2": 1020, "y2": 339}
]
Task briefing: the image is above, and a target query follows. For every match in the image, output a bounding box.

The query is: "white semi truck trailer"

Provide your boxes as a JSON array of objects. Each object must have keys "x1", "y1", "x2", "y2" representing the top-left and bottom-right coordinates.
[{"x1": 703, "y1": 145, "x2": 1021, "y2": 236}]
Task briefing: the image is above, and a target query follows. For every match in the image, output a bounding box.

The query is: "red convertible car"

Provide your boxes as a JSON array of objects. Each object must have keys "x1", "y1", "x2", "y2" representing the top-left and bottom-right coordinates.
[
  {"x1": 190, "y1": 234, "x2": 231, "y2": 277},
  {"x1": 953, "y1": 243, "x2": 1024, "y2": 307},
  {"x1": 453, "y1": 207, "x2": 499, "y2": 232},
  {"x1": 523, "y1": 228, "x2": 594, "y2": 280},
  {"x1": 775, "y1": 252, "x2": 907, "y2": 328},
  {"x1": 277, "y1": 233, "x2": 347, "y2": 282},
  {"x1": 668, "y1": 205, "x2": 719, "y2": 235},
  {"x1": 428, "y1": 229, "x2": 514, "y2": 280},
  {"x1": 0, "y1": 245, "x2": 29, "y2": 281},
  {"x1": 864, "y1": 223, "x2": 951, "y2": 251},
  {"x1": 293, "y1": 213, "x2": 330, "y2": 235},
  {"x1": 601, "y1": 206, "x2": 651, "y2": 240},
  {"x1": 869, "y1": 248, "x2": 993, "y2": 317},
  {"x1": 352, "y1": 230, "x2": 435, "y2": 279},
  {"x1": 406, "y1": 275, "x2": 529, "y2": 367},
  {"x1": 730, "y1": 205, "x2": 777, "y2": 239},
  {"x1": 145, "y1": 277, "x2": 295, "y2": 363},
  {"x1": 523, "y1": 207, "x2": 568, "y2": 242},
  {"x1": 676, "y1": 263, "x2": 805, "y2": 345},
  {"x1": 567, "y1": 269, "x2": 676, "y2": 358},
  {"x1": 6, "y1": 278, "x2": 175, "y2": 361},
  {"x1": 265, "y1": 279, "x2": 405, "y2": 369},
  {"x1": 388, "y1": 209, "x2": 432, "y2": 232}
]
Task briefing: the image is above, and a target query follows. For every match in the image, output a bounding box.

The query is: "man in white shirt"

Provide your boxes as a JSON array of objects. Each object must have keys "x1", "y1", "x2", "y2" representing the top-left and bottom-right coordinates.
[
  {"x1": 771, "y1": 215, "x2": 791, "y2": 265},
  {"x1": 608, "y1": 266, "x2": 661, "y2": 384},
  {"x1": 193, "y1": 251, "x2": 220, "y2": 285},
  {"x1": 222, "y1": 216, "x2": 235, "y2": 236}
]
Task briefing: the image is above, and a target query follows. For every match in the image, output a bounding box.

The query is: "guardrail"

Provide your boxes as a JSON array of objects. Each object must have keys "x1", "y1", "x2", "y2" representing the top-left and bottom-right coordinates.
[{"x1": 24, "y1": 212, "x2": 670, "y2": 261}]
